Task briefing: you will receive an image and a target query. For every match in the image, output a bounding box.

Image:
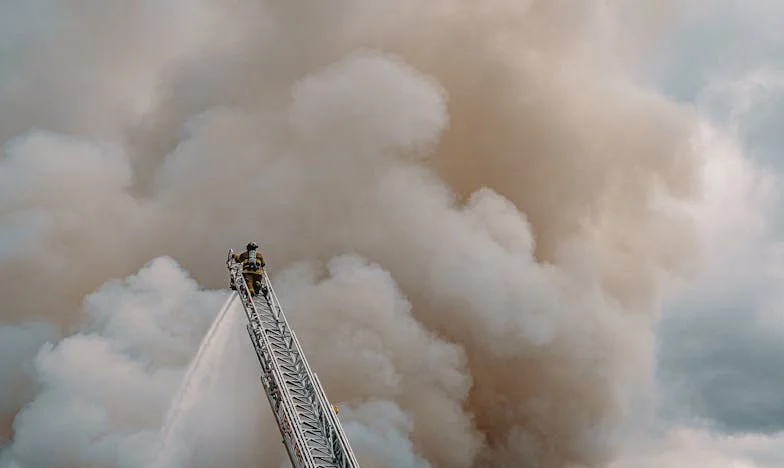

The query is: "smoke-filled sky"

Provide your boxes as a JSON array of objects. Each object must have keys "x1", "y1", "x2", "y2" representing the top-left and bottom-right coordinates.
[{"x1": 1, "y1": 1, "x2": 783, "y2": 467}]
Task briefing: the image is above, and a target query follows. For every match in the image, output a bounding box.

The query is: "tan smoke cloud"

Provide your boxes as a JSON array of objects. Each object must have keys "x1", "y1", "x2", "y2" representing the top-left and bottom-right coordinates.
[{"x1": 0, "y1": 0, "x2": 707, "y2": 467}]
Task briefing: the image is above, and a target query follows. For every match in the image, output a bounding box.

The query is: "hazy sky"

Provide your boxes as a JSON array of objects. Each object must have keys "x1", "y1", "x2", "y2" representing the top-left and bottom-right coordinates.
[{"x1": 629, "y1": 1, "x2": 784, "y2": 466}]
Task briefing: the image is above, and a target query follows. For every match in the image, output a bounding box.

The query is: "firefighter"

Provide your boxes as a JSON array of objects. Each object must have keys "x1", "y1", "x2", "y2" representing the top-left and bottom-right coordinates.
[{"x1": 231, "y1": 242, "x2": 267, "y2": 297}]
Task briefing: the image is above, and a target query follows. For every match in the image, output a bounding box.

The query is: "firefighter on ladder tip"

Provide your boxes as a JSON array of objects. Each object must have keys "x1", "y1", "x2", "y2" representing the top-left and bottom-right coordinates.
[{"x1": 230, "y1": 241, "x2": 269, "y2": 298}]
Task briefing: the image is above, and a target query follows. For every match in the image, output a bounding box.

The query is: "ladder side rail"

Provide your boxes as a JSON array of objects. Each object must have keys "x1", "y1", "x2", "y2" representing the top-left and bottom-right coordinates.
[
  {"x1": 240, "y1": 275, "x2": 315, "y2": 468},
  {"x1": 248, "y1": 323, "x2": 307, "y2": 468},
  {"x1": 261, "y1": 272, "x2": 333, "y2": 421},
  {"x1": 247, "y1": 320, "x2": 312, "y2": 468},
  {"x1": 229, "y1": 261, "x2": 316, "y2": 468},
  {"x1": 262, "y1": 270, "x2": 326, "y2": 395},
  {"x1": 252, "y1": 319, "x2": 311, "y2": 468},
  {"x1": 254, "y1": 296, "x2": 331, "y2": 467},
  {"x1": 253, "y1": 295, "x2": 339, "y2": 467},
  {"x1": 311, "y1": 372, "x2": 361, "y2": 467},
  {"x1": 262, "y1": 271, "x2": 339, "y2": 420},
  {"x1": 236, "y1": 271, "x2": 312, "y2": 468},
  {"x1": 261, "y1": 271, "x2": 361, "y2": 467},
  {"x1": 232, "y1": 269, "x2": 303, "y2": 464}
]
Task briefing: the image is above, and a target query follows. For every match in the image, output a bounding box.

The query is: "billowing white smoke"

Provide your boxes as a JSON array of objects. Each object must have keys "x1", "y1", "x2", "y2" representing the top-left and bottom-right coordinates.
[
  {"x1": 0, "y1": 322, "x2": 58, "y2": 440},
  {"x1": 0, "y1": 1, "x2": 710, "y2": 467},
  {"x1": 0, "y1": 258, "x2": 254, "y2": 468}
]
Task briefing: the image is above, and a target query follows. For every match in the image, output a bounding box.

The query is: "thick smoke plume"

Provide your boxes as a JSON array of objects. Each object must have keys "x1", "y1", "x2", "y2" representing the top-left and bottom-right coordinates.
[{"x1": 0, "y1": 0, "x2": 708, "y2": 467}]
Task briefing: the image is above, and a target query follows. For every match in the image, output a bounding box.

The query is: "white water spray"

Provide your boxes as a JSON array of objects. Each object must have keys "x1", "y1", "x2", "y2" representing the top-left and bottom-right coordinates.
[{"x1": 151, "y1": 292, "x2": 241, "y2": 467}]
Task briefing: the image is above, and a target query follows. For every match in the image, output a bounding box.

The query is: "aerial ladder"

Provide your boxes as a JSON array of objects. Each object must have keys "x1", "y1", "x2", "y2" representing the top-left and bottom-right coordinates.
[{"x1": 227, "y1": 249, "x2": 361, "y2": 468}]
